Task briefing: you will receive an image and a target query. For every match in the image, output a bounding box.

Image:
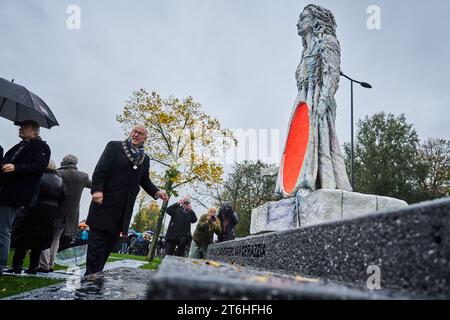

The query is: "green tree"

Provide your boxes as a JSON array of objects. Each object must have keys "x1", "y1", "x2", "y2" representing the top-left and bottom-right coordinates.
[
  {"x1": 416, "y1": 138, "x2": 450, "y2": 199},
  {"x1": 344, "y1": 112, "x2": 420, "y2": 203},
  {"x1": 219, "y1": 161, "x2": 282, "y2": 237},
  {"x1": 131, "y1": 196, "x2": 161, "y2": 233},
  {"x1": 117, "y1": 90, "x2": 236, "y2": 260}
]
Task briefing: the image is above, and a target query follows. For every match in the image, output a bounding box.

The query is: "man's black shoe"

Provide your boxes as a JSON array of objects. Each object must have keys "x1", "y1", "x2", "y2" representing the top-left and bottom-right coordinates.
[
  {"x1": 25, "y1": 268, "x2": 38, "y2": 275},
  {"x1": 36, "y1": 267, "x2": 50, "y2": 273},
  {"x1": 3, "y1": 267, "x2": 22, "y2": 274}
]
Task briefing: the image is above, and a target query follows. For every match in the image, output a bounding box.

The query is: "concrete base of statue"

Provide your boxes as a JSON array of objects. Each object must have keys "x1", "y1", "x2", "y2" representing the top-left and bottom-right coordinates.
[{"x1": 250, "y1": 189, "x2": 408, "y2": 234}]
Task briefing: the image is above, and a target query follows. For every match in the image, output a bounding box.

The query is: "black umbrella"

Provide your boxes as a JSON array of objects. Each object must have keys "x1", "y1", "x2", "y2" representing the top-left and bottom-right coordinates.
[{"x1": 0, "y1": 78, "x2": 59, "y2": 129}]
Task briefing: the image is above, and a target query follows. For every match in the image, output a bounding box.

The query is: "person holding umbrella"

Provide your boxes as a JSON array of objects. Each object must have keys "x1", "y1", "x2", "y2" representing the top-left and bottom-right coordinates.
[
  {"x1": 0, "y1": 78, "x2": 58, "y2": 275},
  {"x1": 0, "y1": 120, "x2": 51, "y2": 275}
]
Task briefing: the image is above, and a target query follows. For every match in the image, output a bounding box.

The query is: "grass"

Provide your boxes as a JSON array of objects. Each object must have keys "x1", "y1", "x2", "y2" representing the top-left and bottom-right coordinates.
[
  {"x1": 0, "y1": 275, "x2": 63, "y2": 299},
  {"x1": 140, "y1": 257, "x2": 162, "y2": 270},
  {"x1": 108, "y1": 253, "x2": 149, "y2": 262},
  {"x1": 7, "y1": 250, "x2": 67, "y2": 271}
]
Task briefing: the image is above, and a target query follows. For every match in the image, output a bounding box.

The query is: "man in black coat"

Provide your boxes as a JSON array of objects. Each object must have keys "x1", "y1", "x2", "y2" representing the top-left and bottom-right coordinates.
[
  {"x1": 165, "y1": 196, "x2": 197, "y2": 257},
  {"x1": 0, "y1": 120, "x2": 51, "y2": 275},
  {"x1": 85, "y1": 126, "x2": 168, "y2": 276}
]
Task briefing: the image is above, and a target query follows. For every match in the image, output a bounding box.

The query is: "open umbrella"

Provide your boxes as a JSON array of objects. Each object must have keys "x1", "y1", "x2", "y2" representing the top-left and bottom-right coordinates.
[
  {"x1": 0, "y1": 78, "x2": 59, "y2": 129},
  {"x1": 55, "y1": 244, "x2": 88, "y2": 267}
]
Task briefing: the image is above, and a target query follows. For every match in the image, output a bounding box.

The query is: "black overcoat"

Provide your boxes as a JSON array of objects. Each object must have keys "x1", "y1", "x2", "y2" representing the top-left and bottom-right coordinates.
[
  {"x1": 0, "y1": 139, "x2": 51, "y2": 207},
  {"x1": 86, "y1": 141, "x2": 159, "y2": 235},
  {"x1": 165, "y1": 203, "x2": 197, "y2": 242},
  {"x1": 218, "y1": 209, "x2": 239, "y2": 242},
  {"x1": 12, "y1": 170, "x2": 63, "y2": 250}
]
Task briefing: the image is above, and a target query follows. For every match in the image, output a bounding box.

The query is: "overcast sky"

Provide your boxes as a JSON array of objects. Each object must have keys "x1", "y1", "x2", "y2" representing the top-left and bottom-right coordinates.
[{"x1": 1, "y1": 0, "x2": 449, "y2": 223}]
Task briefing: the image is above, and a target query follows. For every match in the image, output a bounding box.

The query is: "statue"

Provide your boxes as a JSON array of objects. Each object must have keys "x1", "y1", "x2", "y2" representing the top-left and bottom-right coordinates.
[
  {"x1": 277, "y1": 4, "x2": 352, "y2": 198},
  {"x1": 251, "y1": 4, "x2": 407, "y2": 234}
]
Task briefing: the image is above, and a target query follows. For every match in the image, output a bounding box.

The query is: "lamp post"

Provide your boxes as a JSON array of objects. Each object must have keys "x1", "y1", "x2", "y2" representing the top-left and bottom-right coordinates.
[{"x1": 340, "y1": 71, "x2": 372, "y2": 191}]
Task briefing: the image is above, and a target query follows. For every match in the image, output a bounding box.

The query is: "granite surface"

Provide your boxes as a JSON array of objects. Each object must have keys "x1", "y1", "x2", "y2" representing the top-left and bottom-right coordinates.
[
  {"x1": 211, "y1": 198, "x2": 450, "y2": 299},
  {"x1": 147, "y1": 256, "x2": 412, "y2": 300}
]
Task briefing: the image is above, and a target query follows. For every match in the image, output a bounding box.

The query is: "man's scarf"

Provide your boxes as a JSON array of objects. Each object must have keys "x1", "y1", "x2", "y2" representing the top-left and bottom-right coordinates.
[{"x1": 123, "y1": 139, "x2": 145, "y2": 168}]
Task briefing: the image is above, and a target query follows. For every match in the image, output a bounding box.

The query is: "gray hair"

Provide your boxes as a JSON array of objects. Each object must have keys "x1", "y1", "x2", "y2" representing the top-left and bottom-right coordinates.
[
  {"x1": 34, "y1": 127, "x2": 40, "y2": 136},
  {"x1": 302, "y1": 4, "x2": 337, "y2": 37},
  {"x1": 61, "y1": 154, "x2": 78, "y2": 166}
]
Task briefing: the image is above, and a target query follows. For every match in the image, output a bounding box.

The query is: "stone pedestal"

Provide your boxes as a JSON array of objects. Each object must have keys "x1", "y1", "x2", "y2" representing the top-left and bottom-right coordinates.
[
  {"x1": 250, "y1": 189, "x2": 408, "y2": 234},
  {"x1": 250, "y1": 197, "x2": 297, "y2": 234}
]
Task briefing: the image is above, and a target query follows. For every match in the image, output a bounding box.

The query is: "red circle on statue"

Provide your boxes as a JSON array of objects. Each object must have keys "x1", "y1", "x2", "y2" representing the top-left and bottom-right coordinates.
[{"x1": 282, "y1": 102, "x2": 309, "y2": 195}]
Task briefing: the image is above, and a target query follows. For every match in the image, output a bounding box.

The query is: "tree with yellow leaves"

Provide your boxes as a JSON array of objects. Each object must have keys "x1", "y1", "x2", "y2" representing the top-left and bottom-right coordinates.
[
  {"x1": 131, "y1": 196, "x2": 161, "y2": 233},
  {"x1": 117, "y1": 89, "x2": 236, "y2": 260}
]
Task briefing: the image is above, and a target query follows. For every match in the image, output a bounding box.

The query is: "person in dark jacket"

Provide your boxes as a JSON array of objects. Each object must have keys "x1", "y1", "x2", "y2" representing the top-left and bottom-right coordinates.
[
  {"x1": 164, "y1": 196, "x2": 197, "y2": 257},
  {"x1": 217, "y1": 202, "x2": 239, "y2": 242},
  {"x1": 85, "y1": 126, "x2": 168, "y2": 276},
  {"x1": 38, "y1": 154, "x2": 91, "y2": 273},
  {"x1": 5, "y1": 160, "x2": 63, "y2": 274},
  {"x1": 0, "y1": 120, "x2": 51, "y2": 275}
]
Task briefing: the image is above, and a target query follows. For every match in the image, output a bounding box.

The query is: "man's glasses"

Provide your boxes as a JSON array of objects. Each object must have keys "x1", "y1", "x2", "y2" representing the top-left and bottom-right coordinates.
[{"x1": 132, "y1": 130, "x2": 147, "y2": 137}]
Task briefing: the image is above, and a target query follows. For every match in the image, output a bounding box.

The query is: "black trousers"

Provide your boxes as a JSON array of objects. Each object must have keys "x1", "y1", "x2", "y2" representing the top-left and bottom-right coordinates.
[
  {"x1": 85, "y1": 228, "x2": 119, "y2": 276},
  {"x1": 165, "y1": 239, "x2": 187, "y2": 257},
  {"x1": 13, "y1": 245, "x2": 41, "y2": 270}
]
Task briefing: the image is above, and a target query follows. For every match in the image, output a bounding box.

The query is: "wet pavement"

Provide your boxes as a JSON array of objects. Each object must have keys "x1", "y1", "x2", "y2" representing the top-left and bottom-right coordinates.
[
  {"x1": 2, "y1": 259, "x2": 146, "y2": 281},
  {"x1": 4, "y1": 267, "x2": 155, "y2": 300}
]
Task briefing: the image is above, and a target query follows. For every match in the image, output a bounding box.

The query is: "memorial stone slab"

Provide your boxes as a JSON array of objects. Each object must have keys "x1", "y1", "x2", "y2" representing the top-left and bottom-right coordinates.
[{"x1": 212, "y1": 198, "x2": 450, "y2": 299}]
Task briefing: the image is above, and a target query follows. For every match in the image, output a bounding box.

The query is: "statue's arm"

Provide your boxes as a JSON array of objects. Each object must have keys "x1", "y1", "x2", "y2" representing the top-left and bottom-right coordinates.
[{"x1": 317, "y1": 37, "x2": 341, "y2": 118}]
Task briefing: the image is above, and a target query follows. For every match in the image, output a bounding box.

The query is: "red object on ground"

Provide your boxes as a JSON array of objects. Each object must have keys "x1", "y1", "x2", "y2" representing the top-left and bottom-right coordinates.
[{"x1": 281, "y1": 102, "x2": 310, "y2": 195}]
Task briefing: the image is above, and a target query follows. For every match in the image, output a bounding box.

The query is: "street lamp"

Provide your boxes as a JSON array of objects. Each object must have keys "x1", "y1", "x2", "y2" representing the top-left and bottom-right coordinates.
[{"x1": 340, "y1": 71, "x2": 372, "y2": 191}]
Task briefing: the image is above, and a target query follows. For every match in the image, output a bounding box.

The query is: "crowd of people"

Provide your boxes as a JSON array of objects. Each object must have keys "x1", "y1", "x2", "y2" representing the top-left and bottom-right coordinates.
[{"x1": 0, "y1": 122, "x2": 238, "y2": 277}]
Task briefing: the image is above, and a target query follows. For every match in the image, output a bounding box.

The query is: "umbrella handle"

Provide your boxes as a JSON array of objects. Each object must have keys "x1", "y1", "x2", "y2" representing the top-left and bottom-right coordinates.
[
  {"x1": 0, "y1": 79, "x2": 14, "y2": 112},
  {"x1": 0, "y1": 97, "x2": 6, "y2": 113}
]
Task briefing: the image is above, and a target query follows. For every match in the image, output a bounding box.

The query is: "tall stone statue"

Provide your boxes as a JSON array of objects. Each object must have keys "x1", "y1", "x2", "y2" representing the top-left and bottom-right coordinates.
[
  {"x1": 251, "y1": 4, "x2": 407, "y2": 234},
  {"x1": 277, "y1": 4, "x2": 352, "y2": 198}
]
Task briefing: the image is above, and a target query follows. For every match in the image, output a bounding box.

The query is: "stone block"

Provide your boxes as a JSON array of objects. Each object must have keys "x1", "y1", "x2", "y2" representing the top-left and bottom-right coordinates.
[
  {"x1": 210, "y1": 198, "x2": 450, "y2": 299},
  {"x1": 251, "y1": 189, "x2": 409, "y2": 233},
  {"x1": 250, "y1": 197, "x2": 296, "y2": 234},
  {"x1": 298, "y1": 189, "x2": 343, "y2": 227}
]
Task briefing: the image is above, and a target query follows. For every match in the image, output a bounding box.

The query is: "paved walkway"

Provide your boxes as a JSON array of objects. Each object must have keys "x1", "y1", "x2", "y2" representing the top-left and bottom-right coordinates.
[
  {"x1": 5, "y1": 267, "x2": 155, "y2": 300},
  {"x1": 3, "y1": 259, "x2": 146, "y2": 280}
]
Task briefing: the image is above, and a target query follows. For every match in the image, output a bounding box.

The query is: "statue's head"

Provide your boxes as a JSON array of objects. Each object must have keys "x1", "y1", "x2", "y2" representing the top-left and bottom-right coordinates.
[{"x1": 297, "y1": 4, "x2": 337, "y2": 38}]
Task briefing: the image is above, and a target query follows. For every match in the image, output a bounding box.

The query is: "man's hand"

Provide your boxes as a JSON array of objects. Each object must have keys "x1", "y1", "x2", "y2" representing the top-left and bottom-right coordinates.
[
  {"x1": 92, "y1": 192, "x2": 104, "y2": 205},
  {"x1": 155, "y1": 190, "x2": 169, "y2": 202},
  {"x1": 1, "y1": 164, "x2": 15, "y2": 173}
]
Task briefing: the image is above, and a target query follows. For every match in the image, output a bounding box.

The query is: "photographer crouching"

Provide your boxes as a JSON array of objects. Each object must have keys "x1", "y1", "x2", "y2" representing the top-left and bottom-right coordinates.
[{"x1": 188, "y1": 207, "x2": 221, "y2": 259}]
